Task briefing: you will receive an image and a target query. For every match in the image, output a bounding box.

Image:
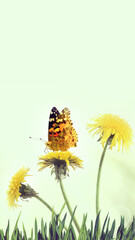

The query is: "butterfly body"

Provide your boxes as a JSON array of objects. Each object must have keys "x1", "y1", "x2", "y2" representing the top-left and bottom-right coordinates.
[{"x1": 46, "y1": 107, "x2": 78, "y2": 151}]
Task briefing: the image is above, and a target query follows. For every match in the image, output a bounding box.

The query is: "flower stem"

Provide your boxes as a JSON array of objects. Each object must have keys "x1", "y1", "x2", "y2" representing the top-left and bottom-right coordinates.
[
  {"x1": 96, "y1": 141, "x2": 108, "y2": 234},
  {"x1": 34, "y1": 195, "x2": 67, "y2": 230},
  {"x1": 59, "y1": 179, "x2": 80, "y2": 233},
  {"x1": 34, "y1": 195, "x2": 55, "y2": 213}
]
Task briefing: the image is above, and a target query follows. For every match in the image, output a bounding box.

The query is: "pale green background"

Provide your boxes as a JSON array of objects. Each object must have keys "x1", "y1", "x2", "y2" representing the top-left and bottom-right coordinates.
[{"x1": 0, "y1": 0, "x2": 135, "y2": 236}]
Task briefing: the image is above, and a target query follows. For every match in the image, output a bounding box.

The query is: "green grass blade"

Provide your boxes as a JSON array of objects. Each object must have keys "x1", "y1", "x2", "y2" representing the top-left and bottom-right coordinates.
[
  {"x1": 58, "y1": 202, "x2": 66, "y2": 218},
  {"x1": 93, "y1": 211, "x2": 100, "y2": 239},
  {"x1": 31, "y1": 228, "x2": 33, "y2": 240},
  {"x1": 124, "y1": 222, "x2": 135, "y2": 240},
  {"x1": 41, "y1": 218, "x2": 45, "y2": 240},
  {"x1": 19, "y1": 234, "x2": 22, "y2": 240},
  {"x1": 11, "y1": 211, "x2": 21, "y2": 240},
  {"x1": 52, "y1": 215, "x2": 56, "y2": 240},
  {"x1": 106, "y1": 217, "x2": 110, "y2": 234},
  {"x1": 13, "y1": 228, "x2": 19, "y2": 240},
  {"x1": 70, "y1": 225, "x2": 77, "y2": 240},
  {"x1": 22, "y1": 223, "x2": 27, "y2": 240},
  {"x1": 64, "y1": 206, "x2": 77, "y2": 240},
  {"x1": 45, "y1": 223, "x2": 47, "y2": 236},
  {"x1": 116, "y1": 216, "x2": 125, "y2": 239},
  {"x1": 49, "y1": 222, "x2": 52, "y2": 240},
  {"x1": 100, "y1": 214, "x2": 108, "y2": 238},
  {"x1": 5, "y1": 220, "x2": 10, "y2": 240},
  {"x1": 62, "y1": 213, "x2": 67, "y2": 228},
  {"x1": 90, "y1": 220, "x2": 93, "y2": 239},
  {"x1": 56, "y1": 221, "x2": 63, "y2": 240},
  {"x1": 18, "y1": 230, "x2": 22, "y2": 240},
  {"x1": 78, "y1": 214, "x2": 87, "y2": 240},
  {"x1": 34, "y1": 218, "x2": 38, "y2": 240},
  {"x1": 125, "y1": 217, "x2": 135, "y2": 239},
  {"x1": 69, "y1": 231, "x2": 73, "y2": 240},
  {"x1": 56, "y1": 228, "x2": 61, "y2": 239},
  {"x1": 0, "y1": 230, "x2": 5, "y2": 240},
  {"x1": 108, "y1": 220, "x2": 115, "y2": 239}
]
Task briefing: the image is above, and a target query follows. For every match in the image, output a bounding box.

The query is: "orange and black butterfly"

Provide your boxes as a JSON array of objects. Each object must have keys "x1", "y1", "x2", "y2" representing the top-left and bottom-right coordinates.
[{"x1": 46, "y1": 107, "x2": 78, "y2": 151}]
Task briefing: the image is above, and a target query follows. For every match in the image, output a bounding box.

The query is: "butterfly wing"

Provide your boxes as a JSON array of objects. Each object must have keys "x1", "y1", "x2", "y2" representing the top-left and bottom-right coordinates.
[
  {"x1": 48, "y1": 107, "x2": 60, "y2": 141},
  {"x1": 47, "y1": 107, "x2": 78, "y2": 151},
  {"x1": 61, "y1": 108, "x2": 78, "y2": 146}
]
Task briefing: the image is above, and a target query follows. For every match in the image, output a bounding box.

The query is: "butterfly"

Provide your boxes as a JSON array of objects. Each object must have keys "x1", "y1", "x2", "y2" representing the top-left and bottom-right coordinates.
[{"x1": 46, "y1": 107, "x2": 78, "y2": 151}]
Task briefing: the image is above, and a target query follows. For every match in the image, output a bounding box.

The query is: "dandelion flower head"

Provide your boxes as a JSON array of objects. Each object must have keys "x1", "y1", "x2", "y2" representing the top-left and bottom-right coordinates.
[
  {"x1": 87, "y1": 114, "x2": 133, "y2": 151},
  {"x1": 38, "y1": 151, "x2": 83, "y2": 180},
  {"x1": 7, "y1": 167, "x2": 29, "y2": 208}
]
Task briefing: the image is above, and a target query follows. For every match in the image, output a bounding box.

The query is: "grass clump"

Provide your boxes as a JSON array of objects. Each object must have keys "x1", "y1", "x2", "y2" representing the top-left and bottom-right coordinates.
[{"x1": 1, "y1": 212, "x2": 135, "y2": 240}]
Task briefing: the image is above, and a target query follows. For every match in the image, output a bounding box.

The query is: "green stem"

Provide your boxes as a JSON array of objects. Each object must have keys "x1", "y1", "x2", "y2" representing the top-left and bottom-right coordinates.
[
  {"x1": 34, "y1": 195, "x2": 55, "y2": 213},
  {"x1": 96, "y1": 141, "x2": 108, "y2": 234},
  {"x1": 59, "y1": 179, "x2": 80, "y2": 233},
  {"x1": 34, "y1": 195, "x2": 67, "y2": 230}
]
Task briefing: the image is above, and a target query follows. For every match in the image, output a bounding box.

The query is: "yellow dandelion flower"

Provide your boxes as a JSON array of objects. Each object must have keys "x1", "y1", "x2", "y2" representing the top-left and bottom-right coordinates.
[
  {"x1": 87, "y1": 114, "x2": 133, "y2": 151},
  {"x1": 7, "y1": 167, "x2": 36, "y2": 208},
  {"x1": 38, "y1": 151, "x2": 83, "y2": 180}
]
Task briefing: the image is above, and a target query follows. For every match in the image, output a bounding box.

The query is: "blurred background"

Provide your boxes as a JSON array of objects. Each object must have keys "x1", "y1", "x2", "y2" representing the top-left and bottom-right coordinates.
[{"x1": 0, "y1": 0, "x2": 135, "y2": 236}]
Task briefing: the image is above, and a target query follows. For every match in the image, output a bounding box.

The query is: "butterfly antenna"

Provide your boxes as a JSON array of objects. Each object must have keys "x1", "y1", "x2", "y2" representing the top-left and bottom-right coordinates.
[{"x1": 29, "y1": 136, "x2": 45, "y2": 142}]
